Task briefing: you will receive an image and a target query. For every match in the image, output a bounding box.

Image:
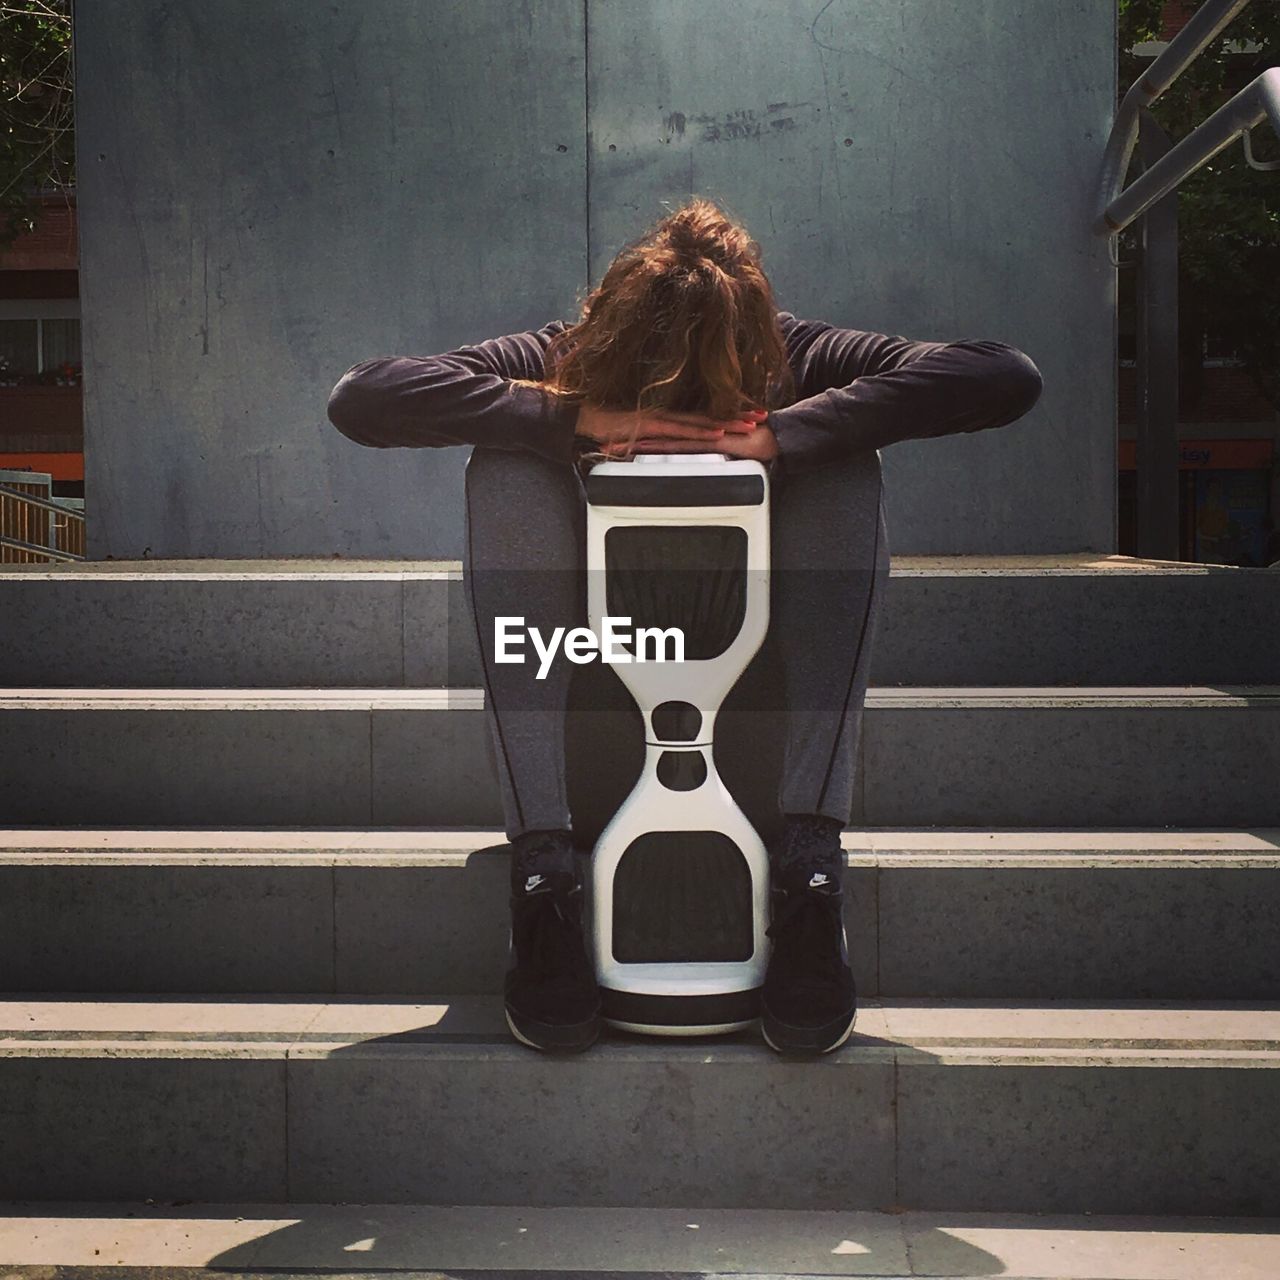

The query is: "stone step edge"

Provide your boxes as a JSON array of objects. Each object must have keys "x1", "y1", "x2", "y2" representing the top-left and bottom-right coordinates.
[
  {"x1": 2, "y1": 551, "x2": 1252, "y2": 578},
  {"x1": 2, "y1": 827, "x2": 1277, "y2": 862},
  {"x1": 3, "y1": 997, "x2": 1278, "y2": 1068},
  {"x1": 3, "y1": 849, "x2": 1279, "y2": 870},
  {"x1": 0, "y1": 1199, "x2": 1276, "y2": 1277},
  {"x1": 3, "y1": 686, "x2": 1280, "y2": 710}
]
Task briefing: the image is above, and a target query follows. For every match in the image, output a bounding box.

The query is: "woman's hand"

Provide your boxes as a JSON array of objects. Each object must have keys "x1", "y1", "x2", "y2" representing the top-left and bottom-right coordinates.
[
  {"x1": 599, "y1": 418, "x2": 779, "y2": 463},
  {"x1": 578, "y1": 403, "x2": 767, "y2": 456}
]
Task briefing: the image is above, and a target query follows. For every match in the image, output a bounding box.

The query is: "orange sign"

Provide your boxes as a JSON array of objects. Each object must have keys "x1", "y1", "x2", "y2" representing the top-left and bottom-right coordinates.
[
  {"x1": 1117, "y1": 438, "x2": 1274, "y2": 471},
  {"x1": 0, "y1": 452, "x2": 83, "y2": 481}
]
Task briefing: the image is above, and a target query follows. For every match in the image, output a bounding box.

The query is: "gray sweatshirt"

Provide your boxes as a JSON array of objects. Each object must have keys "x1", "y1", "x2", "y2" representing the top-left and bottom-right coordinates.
[{"x1": 326, "y1": 311, "x2": 1043, "y2": 476}]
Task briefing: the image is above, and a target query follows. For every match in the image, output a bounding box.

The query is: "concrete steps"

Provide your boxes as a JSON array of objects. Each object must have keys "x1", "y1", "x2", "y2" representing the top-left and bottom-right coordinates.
[
  {"x1": 4, "y1": 554, "x2": 1279, "y2": 1226},
  {"x1": 3, "y1": 685, "x2": 1279, "y2": 827},
  {"x1": 2, "y1": 560, "x2": 466, "y2": 689},
  {"x1": 4, "y1": 994, "x2": 1278, "y2": 1214},
  {"x1": 3, "y1": 829, "x2": 1279, "y2": 1000},
  {"x1": 2, "y1": 1201, "x2": 1277, "y2": 1277},
  {"x1": 4, "y1": 555, "x2": 1278, "y2": 688}
]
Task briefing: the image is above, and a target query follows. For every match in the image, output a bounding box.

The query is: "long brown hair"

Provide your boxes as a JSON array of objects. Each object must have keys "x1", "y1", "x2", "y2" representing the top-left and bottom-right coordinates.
[{"x1": 510, "y1": 196, "x2": 795, "y2": 424}]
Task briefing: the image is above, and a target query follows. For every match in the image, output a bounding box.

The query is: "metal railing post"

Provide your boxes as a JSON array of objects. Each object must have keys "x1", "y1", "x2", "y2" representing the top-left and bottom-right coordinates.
[
  {"x1": 1097, "y1": 0, "x2": 1277, "y2": 563},
  {"x1": 1134, "y1": 109, "x2": 1181, "y2": 562}
]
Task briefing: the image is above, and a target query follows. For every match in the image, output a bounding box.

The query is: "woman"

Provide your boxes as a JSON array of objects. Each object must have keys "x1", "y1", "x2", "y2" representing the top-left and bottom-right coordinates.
[{"x1": 326, "y1": 196, "x2": 1044, "y2": 1056}]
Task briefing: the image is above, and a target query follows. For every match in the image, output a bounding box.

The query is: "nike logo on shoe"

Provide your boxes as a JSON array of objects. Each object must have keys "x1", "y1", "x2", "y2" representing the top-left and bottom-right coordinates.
[{"x1": 524, "y1": 874, "x2": 545, "y2": 892}]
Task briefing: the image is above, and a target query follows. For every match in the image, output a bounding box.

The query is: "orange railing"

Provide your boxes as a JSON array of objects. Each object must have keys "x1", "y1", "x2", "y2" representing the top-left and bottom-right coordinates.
[{"x1": 0, "y1": 470, "x2": 85, "y2": 563}]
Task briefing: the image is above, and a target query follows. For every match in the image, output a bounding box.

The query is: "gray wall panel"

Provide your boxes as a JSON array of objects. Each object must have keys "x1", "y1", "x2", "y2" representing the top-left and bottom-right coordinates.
[
  {"x1": 587, "y1": 0, "x2": 1115, "y2": 552},
  {"x1": 77, "y1": 0, "x2": 1113, "y2": 556},
  {"x1": 77, "y1": 0, "x2": 588, "y2": 558}
]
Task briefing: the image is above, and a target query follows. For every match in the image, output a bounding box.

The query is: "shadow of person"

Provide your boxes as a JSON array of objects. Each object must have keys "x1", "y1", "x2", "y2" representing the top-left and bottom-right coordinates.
[
  {"x1": 193, "y1": 992, "x2": 978, "y2": 1274},
  {"x1": 202, "y1": 1189, "x2": 1008, "y2": 1276},
  {"x1": 203, "y1": 591, "x2": 993, "y2": 1275}
]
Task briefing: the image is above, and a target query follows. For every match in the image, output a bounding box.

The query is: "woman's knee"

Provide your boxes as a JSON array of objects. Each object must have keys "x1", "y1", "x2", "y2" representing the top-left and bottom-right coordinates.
[
  {"x1": 798, "y1": 447, "x2": 881, "y2": 496},
  {"x1": 465, "y1": 445, "x2": 581, "y2": 508},
  {"x1": 464, "y1": 446, "x2": 586, "y2": 571},
  {"x1": 773, "y1": 448, "x2": 885, "y2": 556}
]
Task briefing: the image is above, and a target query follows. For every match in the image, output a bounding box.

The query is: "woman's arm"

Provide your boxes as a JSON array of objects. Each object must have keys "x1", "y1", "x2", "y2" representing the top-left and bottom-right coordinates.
[
  {"x1": 325, "y1": 319, "x2": 583, "y2": 464},
  {"x1": 328, "y1": 318, "x2": 764, "y2": 462},
  {"x1": 767, "y1": 311, "x2": 1044, "y2": 475}
]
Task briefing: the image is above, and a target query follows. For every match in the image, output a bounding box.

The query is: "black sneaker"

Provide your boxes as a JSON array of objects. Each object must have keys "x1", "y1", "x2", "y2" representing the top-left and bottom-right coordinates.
[
  {"x1": 504, "y1": 830, "x2": 602, "y2": 1053},
  {"x1": 761, "y1": 815, "x2": 857, "y2": 1055}
]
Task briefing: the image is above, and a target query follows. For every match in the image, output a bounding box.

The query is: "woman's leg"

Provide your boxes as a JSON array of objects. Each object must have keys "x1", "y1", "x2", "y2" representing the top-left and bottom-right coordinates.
[
  {"x1": 769, "y1": 446, "x2": 890, "y2": 831},
  {"x1": 463, "y1": 446, "x2": 587, "y2": 842},
  {"x1": 465, "y1": 446, "x2": 602, "y2": 1053},
  {"x1": 758, "y1": 447, "x2": 888, "y2": 1054}
]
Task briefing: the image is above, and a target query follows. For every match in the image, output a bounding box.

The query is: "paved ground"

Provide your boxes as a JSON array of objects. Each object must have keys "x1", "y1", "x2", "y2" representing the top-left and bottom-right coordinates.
[{"x1": 0, "y1": 1202, "x2": 1277, "y2": 1277}]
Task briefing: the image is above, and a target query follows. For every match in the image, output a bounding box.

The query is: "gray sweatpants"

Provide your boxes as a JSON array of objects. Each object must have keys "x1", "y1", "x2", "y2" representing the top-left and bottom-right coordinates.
[{"x1": 462, "y1": 446, "x2": 890, "y2": 841}]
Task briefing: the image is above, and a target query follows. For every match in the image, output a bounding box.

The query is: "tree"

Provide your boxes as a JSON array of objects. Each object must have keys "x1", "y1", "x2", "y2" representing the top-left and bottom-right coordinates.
[
  {"x1": 1118, "y1": 0, "x2": 1280, "y2": 409},
  {"x1": 0, "y1": 0, "x2": 74, "y2": 245}
]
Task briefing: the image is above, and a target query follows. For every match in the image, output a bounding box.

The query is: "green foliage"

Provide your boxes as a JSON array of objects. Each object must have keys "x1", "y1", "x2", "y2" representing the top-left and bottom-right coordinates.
[
  {"x1": 1118, "y1": 0, "x2": 1280, "y2": 407},
  {"x1": 0, "y1": 0, "x2": 74, "y2": 245}
]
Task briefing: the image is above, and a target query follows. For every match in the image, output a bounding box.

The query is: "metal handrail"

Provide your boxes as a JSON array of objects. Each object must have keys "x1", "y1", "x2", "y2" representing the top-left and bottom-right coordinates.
[
  {"x1": 1097, "y1": 0, "x2": 1277, "y2": 563},
  {"x1": 1096, "y1": 0, "x2": 1278, "y2": 235},
  {"x1": 1103, "y1": 68, "x2": 1280, "y2": 234},
  {"x1": 0, "y1": 481, "x2": 84, "y2": 519},
  {"x1": 0, "y1": 481, "x2": 86, "y2": 562},
  {"x1": 0, "y1": 533, "x2": 83, "y2": 563}
]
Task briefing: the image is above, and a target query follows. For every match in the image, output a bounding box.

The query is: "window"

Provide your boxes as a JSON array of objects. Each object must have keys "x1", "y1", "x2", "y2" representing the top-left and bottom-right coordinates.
[
  {"x1": 0, "y1": 319, "x2": 38, "y2": 381},
  {"x1": 0, "y1": 317, "x2": 82, "y2": 385},
  {"x1": 1202, "y1": 331, "x2": 1246, "y2": 367}
]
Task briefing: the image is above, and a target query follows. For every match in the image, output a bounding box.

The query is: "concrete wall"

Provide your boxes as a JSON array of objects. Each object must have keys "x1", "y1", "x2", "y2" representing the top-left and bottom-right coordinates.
[{"x1": 76, "y1": 0, "x2": 1116, "y2": 558}]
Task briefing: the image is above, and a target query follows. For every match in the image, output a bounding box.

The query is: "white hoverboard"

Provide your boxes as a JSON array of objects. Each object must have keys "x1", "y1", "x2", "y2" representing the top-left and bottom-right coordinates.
[{"x1": 584, "y1": 453, "x2": 771, "y2": 1036}]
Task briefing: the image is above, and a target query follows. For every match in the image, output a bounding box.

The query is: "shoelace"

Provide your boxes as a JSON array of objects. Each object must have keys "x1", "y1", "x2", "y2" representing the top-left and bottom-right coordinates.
[
  {"x1": 773, "y1": 816, "x2": 843, "y2": 877},
  {"x1": 513, "y1": 881, "x2": 588, "y2": 983},
  {"x1": 766, "y1": 886, "x2": 846, "y2": 985},
  {"x1": 512, "y1": 831, "x2": 576, "y2": 882}
]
